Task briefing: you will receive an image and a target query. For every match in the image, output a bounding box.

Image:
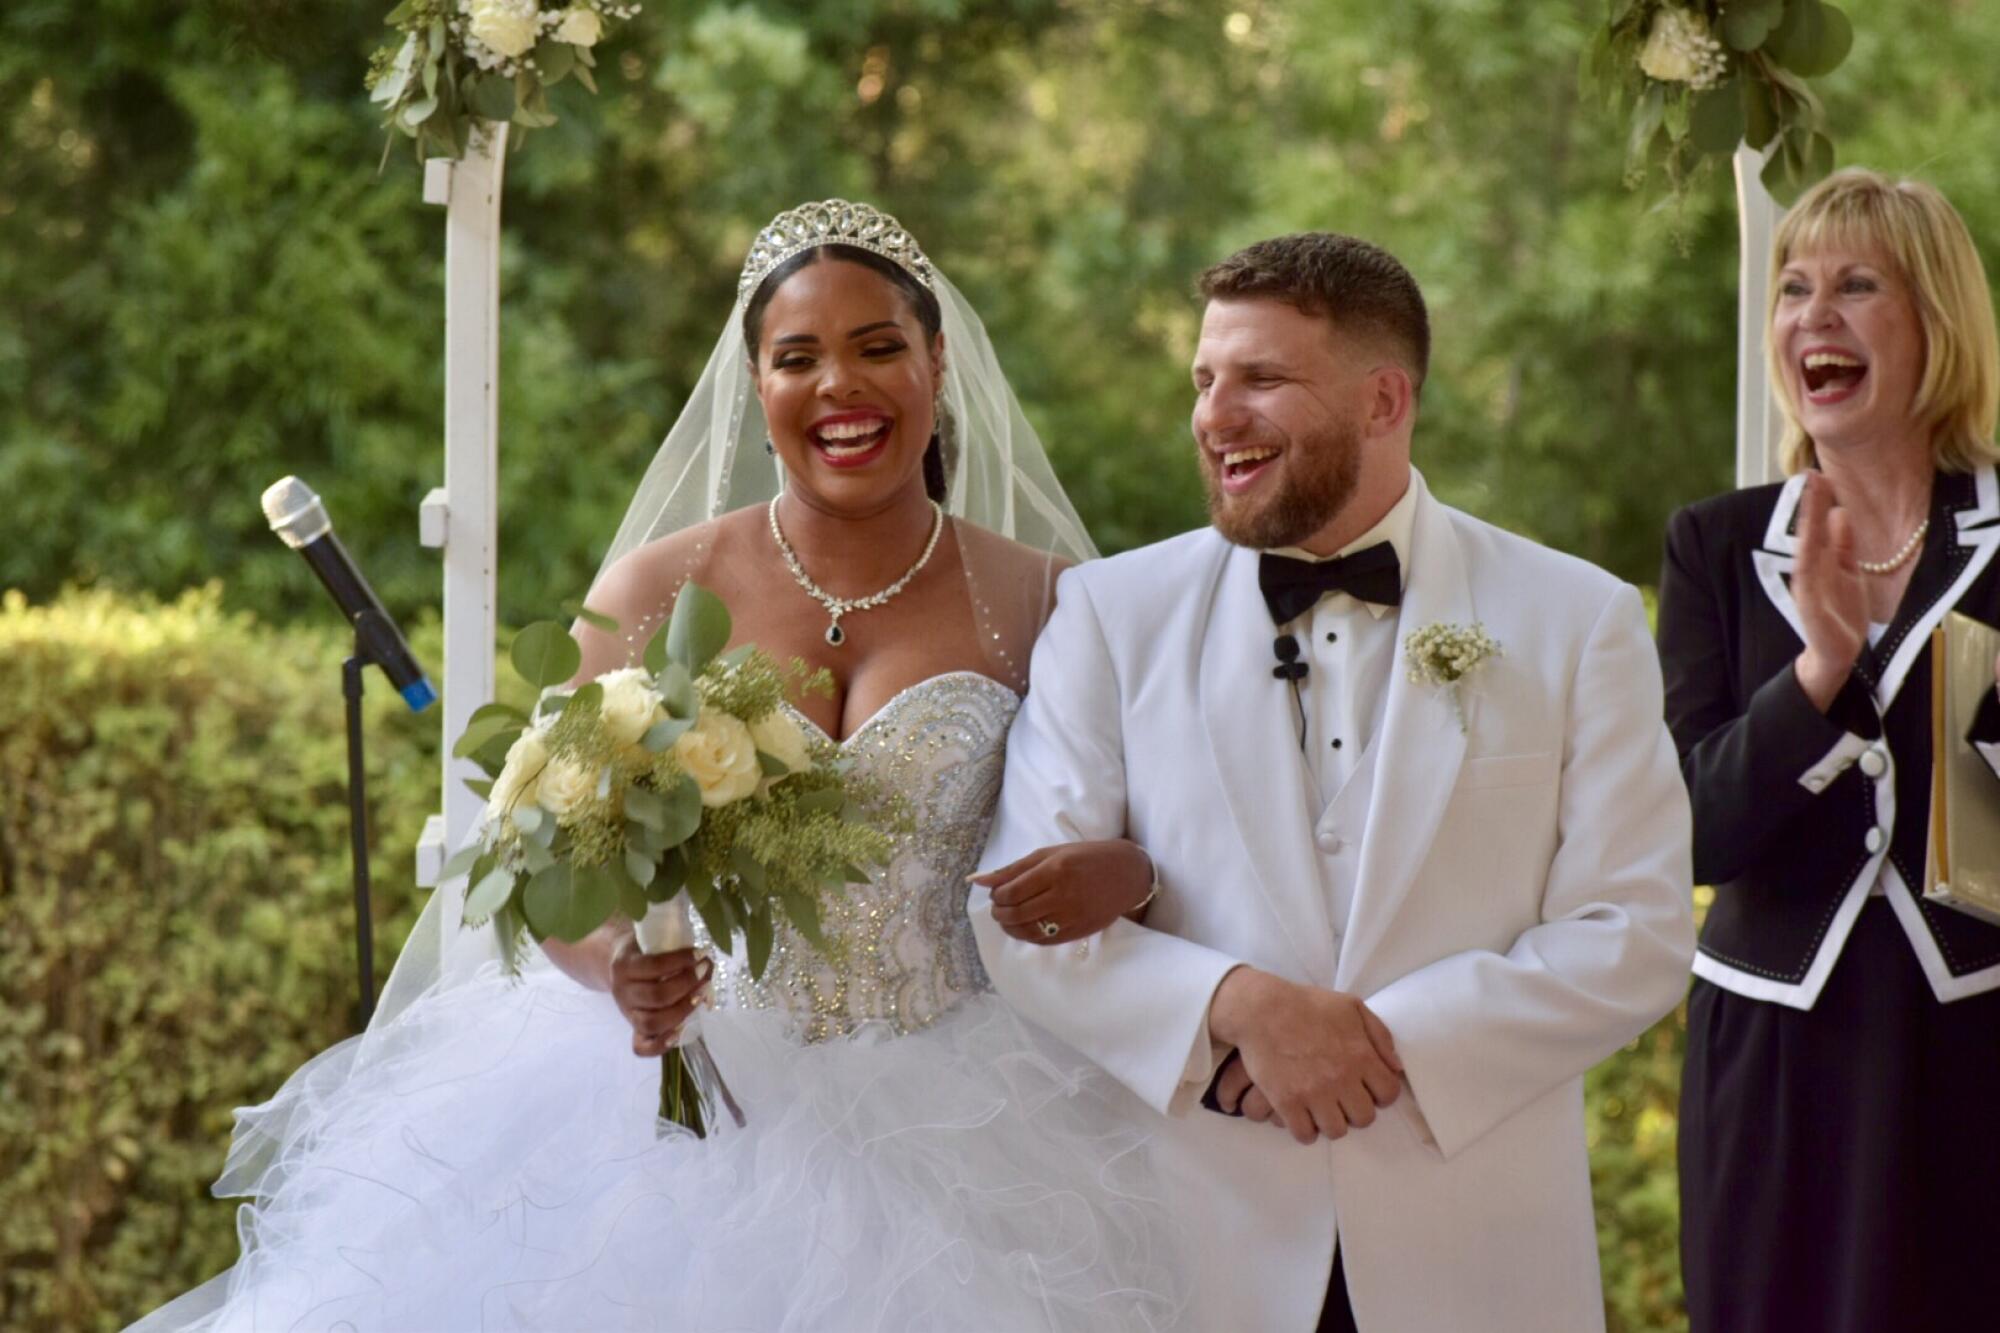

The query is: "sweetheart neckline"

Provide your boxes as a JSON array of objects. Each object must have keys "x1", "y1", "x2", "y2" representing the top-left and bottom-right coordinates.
[{"x1": 781, "y1": 670, "x2": 1019, "y2": 746}]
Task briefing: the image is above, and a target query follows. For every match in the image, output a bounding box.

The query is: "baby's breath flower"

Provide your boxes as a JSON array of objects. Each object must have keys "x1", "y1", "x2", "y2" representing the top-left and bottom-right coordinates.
[{"x1": 1404, "y1": 621, "x2": 1502, "y2": 732}]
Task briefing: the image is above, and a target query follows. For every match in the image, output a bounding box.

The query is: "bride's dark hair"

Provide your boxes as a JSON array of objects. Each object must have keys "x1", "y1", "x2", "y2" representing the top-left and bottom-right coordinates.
[{"x1": 742, "y1": 244, "x2": 950, "y2": 504}]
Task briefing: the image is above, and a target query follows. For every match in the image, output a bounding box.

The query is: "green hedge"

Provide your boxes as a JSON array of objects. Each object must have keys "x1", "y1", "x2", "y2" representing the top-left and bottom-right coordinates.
[
  {"x1": 1, "y1": 585, "x2": 1690, "y2": 1331},
  {"x1": 0, "y1": 586, "x2": 441, "y2": 1330}
]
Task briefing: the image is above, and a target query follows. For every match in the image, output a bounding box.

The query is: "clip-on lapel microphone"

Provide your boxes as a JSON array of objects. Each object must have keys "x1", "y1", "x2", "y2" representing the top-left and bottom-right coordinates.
[{"x1": 1273, "y1": 633, "x2": 1310, "y2": 752}]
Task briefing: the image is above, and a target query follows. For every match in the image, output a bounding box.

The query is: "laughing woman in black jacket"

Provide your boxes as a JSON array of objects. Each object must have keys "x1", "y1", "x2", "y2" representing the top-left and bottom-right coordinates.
[{"x1": 1659, "y1": 169, "x2": 2000, "y2": 1333}]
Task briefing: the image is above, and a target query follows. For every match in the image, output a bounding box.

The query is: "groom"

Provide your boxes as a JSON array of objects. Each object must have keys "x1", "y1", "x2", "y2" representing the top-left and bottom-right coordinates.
[{"x1": 970, "y1": 233, "x2": 1695, "y2": 1332}]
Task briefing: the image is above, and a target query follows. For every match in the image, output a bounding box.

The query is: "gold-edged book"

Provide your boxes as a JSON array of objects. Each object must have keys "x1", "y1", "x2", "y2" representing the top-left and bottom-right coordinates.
[{"x1": 1924, "y1": 611, "x2": 2000, "y2": 927}]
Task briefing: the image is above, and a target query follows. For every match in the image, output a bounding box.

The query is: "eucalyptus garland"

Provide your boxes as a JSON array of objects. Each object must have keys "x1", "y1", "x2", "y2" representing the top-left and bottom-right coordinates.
[
  {"x1": 1585, "y1": 0, "x2": 1854, "y2": 204},
  {"x1": 366, "y1": 0, "x2": 641, "y2": 162}
]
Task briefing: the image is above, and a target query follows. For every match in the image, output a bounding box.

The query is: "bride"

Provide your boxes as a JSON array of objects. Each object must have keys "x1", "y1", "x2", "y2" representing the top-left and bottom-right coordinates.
[{"x1": 132, "y1": 201, "x2": 1184, "y2": 1332}]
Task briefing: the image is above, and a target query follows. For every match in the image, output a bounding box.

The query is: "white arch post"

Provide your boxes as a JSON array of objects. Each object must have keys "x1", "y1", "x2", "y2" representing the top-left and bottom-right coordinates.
[
  {"x1": 414, "y1": 124, "x2": 508, "y2": 902},
  {"x1": 1735, "y1": 144, "x2": 1788, "y2": 487}
]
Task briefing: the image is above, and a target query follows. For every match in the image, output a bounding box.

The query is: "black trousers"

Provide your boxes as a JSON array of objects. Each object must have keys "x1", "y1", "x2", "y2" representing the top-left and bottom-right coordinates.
[{"x1": 1317, "y1": 1246, "x2": 1357, "y2": 1333}]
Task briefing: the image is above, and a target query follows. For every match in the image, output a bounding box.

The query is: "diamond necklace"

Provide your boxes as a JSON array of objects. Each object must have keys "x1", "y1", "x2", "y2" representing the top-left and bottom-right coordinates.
[
  {"x1": 768, "y1": 497, "x2": 945, "y2": 646},
  {"x1": 1857, "y1": 516, "x2": 1929, "y2": 575}
]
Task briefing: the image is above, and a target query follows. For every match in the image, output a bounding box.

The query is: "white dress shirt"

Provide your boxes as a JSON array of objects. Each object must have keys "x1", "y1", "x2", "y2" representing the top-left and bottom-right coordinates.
[{"x1": 1266, "y1": 478, "x2": 1418, "y2": 817}]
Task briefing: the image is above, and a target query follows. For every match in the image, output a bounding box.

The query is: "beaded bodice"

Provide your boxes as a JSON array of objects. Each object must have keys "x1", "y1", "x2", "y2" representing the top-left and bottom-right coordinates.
[{"x1": 706, "y1": 672, "x2": 1019, "y2": 1044}]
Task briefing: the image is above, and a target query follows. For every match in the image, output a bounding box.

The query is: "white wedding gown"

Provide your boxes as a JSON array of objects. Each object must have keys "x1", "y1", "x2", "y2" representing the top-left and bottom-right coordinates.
[{"x1": 137, "y1": 673, "x2": 1184, "y2": 1332}]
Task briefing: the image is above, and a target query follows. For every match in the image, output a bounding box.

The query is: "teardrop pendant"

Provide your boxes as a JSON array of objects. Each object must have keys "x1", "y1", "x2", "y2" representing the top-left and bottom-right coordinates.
[{"x1": 825, "y1": 622, "x2": 845, "y2": 646}]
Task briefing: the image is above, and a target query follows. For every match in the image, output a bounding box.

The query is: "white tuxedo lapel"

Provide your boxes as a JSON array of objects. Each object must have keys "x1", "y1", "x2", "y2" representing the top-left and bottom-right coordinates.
[
  {"x1": 1336, "y1": 485, "x2": 1472, "y2": 982},
  {"x1": 1198, "y1": 542, "x2": 1340, "y2": 982}
]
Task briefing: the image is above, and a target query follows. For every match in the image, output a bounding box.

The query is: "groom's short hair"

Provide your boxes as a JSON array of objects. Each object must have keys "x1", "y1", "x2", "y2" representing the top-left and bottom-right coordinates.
[{"x1": 1198, "y1": 233, "x2": 1430, "y2": 391}]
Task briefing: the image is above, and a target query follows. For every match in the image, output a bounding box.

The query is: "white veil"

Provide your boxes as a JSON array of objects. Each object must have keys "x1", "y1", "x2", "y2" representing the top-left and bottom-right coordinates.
[{"x1": 369, "y1": 207, "x2": 1097, "y2": 1040}]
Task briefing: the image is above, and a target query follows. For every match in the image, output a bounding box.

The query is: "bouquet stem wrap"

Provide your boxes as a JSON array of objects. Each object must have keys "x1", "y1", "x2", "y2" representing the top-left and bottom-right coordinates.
[{"x1": 634, "y1": 898, "x2": 744, "y2": 1138}]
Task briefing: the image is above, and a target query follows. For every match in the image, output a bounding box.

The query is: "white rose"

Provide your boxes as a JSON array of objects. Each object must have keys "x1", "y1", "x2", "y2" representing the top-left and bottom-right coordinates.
[
  {"x1": 488, "y1": 727, "x2": 549, "y2": 819},
  {"x1": 672, "y1": 706, "x2": 762, "y2": 808},
  {"x1": 467, "y1": 0, "x2": 542, "y2": 60},
  {"x1": 748, "y1": 710, "x2": 812, "y2": 792},
  {"x1": 596, "y1": 667, "x2": 666, "y2": 748},
  {"x1": 1638, "y1": 8, "x2": 1704, "y2": 85},
  {"x1": 553, "y1": 7, "x2": 603, "y2": 47},
  {"x1": 537, "y1": 755, "x2": 599, "y2": 819}
]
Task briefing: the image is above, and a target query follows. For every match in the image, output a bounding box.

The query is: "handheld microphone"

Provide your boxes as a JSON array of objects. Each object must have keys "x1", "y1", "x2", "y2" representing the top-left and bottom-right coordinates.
[{"x1": 262, "y1": 476, "x2": 437, "y2": 712}]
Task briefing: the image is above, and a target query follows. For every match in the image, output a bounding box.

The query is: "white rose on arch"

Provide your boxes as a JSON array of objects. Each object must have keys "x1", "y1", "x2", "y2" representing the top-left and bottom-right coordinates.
[
  {"x1": 596, "y1": 667, "x2": 666, "y2": 749},
  {"x1": 554, "y1": 6, "x2": 604, "y2": 46},
  {"x1": 466, "y1": 0, "x2": 542, "y2": 60},
  {"x1": 672, "y1": 707, "x2": 762, "y2": 808}
]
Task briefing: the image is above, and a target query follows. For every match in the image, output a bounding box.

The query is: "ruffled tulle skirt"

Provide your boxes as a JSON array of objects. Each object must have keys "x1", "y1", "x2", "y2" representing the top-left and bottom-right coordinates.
[{"x1": 132, "y1": 963, "x2": 1186, "y2": 1332}]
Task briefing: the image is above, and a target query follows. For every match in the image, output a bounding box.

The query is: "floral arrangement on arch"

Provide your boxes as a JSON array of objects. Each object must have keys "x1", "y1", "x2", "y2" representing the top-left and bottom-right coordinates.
[
  {"x1": 1584, "y1": 0, "x2": 1854, "y2": 204},
  {"x1": 366, "y1": 0, "x2": 641, "y2": 162}
]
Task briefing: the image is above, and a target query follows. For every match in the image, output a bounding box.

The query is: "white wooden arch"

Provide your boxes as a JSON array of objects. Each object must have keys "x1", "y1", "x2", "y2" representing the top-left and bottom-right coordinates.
[{"x1": 406, "y1": 135, "x2": 1790, "y2": 890}]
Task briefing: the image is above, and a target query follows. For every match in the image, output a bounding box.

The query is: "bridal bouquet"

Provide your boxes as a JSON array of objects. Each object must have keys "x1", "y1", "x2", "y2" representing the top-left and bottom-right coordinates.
[{"x1": 440, "y1": 582, "x2": 892, "y2": 1136}]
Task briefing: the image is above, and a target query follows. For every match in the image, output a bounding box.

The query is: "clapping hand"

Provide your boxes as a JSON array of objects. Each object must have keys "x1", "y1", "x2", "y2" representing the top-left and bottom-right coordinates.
[{"x1": 1793, "y1": 470, "x2": 1870, "y2": 711}]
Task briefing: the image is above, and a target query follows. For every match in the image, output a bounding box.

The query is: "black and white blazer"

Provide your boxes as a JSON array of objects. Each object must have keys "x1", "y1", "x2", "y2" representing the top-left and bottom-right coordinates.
[{"x1": 1659, "y1": 465, "x2": 2000, "y2": 1008}]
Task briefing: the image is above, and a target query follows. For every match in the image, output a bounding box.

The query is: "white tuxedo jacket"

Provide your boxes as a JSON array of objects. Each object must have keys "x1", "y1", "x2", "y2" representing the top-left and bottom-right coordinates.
[{"x1": 973, "y1": 477, "x2": 1695, "y2": 1333}]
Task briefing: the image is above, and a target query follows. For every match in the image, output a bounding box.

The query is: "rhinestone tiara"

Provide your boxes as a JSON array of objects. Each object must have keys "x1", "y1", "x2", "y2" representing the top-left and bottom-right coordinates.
[{"x1": 737, "y1": 199, "x2": 934, "y2": 300}]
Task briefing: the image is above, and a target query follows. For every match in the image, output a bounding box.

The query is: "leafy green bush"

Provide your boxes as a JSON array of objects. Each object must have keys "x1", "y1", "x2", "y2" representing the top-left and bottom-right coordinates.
[
  {"x1": 2, "y1": 585, "x2": 1694, "y2": 1328},
  {"x1": 0, "y1": 586, "x2": 441, "y2": 1330}
]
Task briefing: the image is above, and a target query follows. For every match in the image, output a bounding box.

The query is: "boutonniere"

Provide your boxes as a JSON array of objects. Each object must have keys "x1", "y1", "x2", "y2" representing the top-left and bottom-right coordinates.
[{"x1": 1404, "y1": 621, "x2": 1501, "y2": 733}]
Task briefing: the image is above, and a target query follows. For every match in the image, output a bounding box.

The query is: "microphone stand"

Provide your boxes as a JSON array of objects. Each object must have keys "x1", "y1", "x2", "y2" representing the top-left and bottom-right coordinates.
[{"x1": 341, "y1": 622, "x2": 386, "y2": 1031}]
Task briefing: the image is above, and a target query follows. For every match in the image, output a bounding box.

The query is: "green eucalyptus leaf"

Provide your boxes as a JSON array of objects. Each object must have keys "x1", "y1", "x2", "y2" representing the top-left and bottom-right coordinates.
[
  {"x1": 564, "y1": 681, "x2": 604, "y2": 719},
  {"x1": 624, "y1": 846, "x2": 658, "y2": 888},
  {"x1": 452, "y1": 715, "x2": 519, "y2": 759},
  {"x1": 792, "y1": 788, "x2": 845, "y2": 817},
  {"x1": 659, "y1": 662, "x2": 698, "y2": 720},
  {"x1": 617, "y1": 877, "x2": 651, "y2": 923},
  {"x1": 463, "y1": 865, "x2": 517, "y2": 925},
  {"x1": 729, "y1": 848, "x2": 768, "y2": 898},
  {"x1": 511, "y1": 621, "x2": 582, "y2": 690},
  {"x1": 539, "y1": 42, "x2": 576, "y2": 83},
  {"x1": 523, "y1": 862, "x2": 617, "y2": 942},
  {"x1": 385, "y1": 1, "x2": 418, "y2": 24},
  {"x1": 520, "y1": 837, "x2": 556, "y2": 874},
  {"x1": 466, "y1": 72, "x2": 516, "y2": 121},
  {"x1": 842, "y1": 862, "x2": 872, "y2": 885},
  {"x1": 716, "y1": 645, "x2": 757, "y2": 672},
  {"x1": 666, "y1": 582, "x2": 732, "y2": 673},
  {"x1": 742, "y1": 905, "x2": 775, "y2": 980},
  {"x1": 756, "y1": 750, "x2": 790, "y2": 777},
  {"x1": 469, "y1": 701, "x2": 531, "y2": 727},
  {"x1": 1797, "y1": 4, "x2": 1853, "y2": 78},
  {"x1": 623, "y1": 785, "x2": 668, "y2": 829},
  {"x1": 463, "y1": 776, "x2": 495, "y2": 800},
  {"x1": 575, "y1": 63, "x2": 599, "y2": 94},
  {"x1": 691, "y1": 878, "x2": 733, "y2": 948},
  {"x1": 642, "y1": 716, "x2": 694, "y2": 752},
  {"x1": 526, "y1": 806, "x2": 559, "y2": 849},
  {"x1": 472, "y1": 730, "x2": 518, "y2": 772},
  {"x1": 657, "y1": 776, "x2": 704, "y2": 847},
  {"x1": 1742, "y1": 72, "x2": 1779, "y2": 149},
  {"x1": 1721, "y1": 0, "x2": 1783, "y2": 51},
  {"x1": 441, "y1": 841, "x2": 484, "y2": 882},
  {"x1": 643, "y1": 623, "x2": 670, "y2": 676},
  {"x1": 512, "y1": 804, "x2": 545, "y2": 838},
  {"x1": 561, "y1": 600, "x2": 619, "y2": 634},
  {"x1": 1801, "y1": 130, "x2": 1836, "y2": 188},
  {"x1": 1763, "y1": 0, "x2": 1823, "y2": 69},
  {"x1": 778, "y1": 889, "x2": 825, "y2": 949},
  {"x1": 1626, "y1": 83, "x2": 1665, "y2": 167},
  {"x1": 1689, "y1": 78, "x2": 1746, "y2": 154}
]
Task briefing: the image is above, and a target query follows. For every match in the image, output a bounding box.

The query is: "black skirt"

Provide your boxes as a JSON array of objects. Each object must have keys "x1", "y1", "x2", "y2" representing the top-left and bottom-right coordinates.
[{"x1": 1680, "y1": 897, "x2": 2000, "y2": 1333}]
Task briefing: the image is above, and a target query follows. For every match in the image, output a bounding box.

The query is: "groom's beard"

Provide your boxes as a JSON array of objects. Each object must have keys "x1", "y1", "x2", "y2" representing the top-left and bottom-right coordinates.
[{"x1": 1202, "y1": 418, "x2": 1363, "y2": 550}]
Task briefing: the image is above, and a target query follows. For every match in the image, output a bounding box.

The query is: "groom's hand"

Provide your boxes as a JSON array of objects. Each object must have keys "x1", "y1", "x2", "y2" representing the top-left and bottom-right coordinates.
[{"x1": 1208, "y1": 966, "x2": 1404, "y2": 1145}]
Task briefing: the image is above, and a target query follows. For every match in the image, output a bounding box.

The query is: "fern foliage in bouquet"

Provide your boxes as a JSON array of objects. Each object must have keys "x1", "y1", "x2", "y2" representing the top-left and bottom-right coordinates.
[{"x1": 441, "y1": 582, "x2": 893, "y2": 1135}]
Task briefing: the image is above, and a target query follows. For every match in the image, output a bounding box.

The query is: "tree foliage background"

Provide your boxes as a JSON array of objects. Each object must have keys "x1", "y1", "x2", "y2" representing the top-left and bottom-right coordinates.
[{"x1": 5, "y1": 1, "x2": 1999, "y2": 1328}]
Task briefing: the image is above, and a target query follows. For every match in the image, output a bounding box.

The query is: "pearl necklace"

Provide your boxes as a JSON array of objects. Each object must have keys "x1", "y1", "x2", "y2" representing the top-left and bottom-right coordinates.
[
  {"x1": 768, "y1": 497, "x2": 945, "y2": 646},
  {"x1": 1857, "y1": 516, "x2": 1929, "y2": 575}
]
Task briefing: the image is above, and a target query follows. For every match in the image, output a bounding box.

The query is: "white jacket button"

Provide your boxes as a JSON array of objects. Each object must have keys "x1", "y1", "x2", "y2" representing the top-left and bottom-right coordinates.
[
  {"x1": 1865, "y1": 827, "x2": 1887, "y2": 854},
  {"x1": 1315, "y1": 830, "x2": 1342, "y2": 854},
  {"x1": 1859, "y1": 748, "x2": 1888, "y2": 778}
]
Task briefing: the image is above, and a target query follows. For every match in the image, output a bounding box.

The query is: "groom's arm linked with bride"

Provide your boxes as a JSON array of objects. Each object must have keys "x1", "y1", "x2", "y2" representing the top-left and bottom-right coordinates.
[{"x1": 970, "y1": 232, "x2": 1695, "y2": 1333}]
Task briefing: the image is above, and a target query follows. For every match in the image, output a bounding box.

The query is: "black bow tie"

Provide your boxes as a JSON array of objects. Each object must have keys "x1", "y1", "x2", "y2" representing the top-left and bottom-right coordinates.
[{"x1": 1258, "y1": 543, "x2": 1403, "y2": 624}]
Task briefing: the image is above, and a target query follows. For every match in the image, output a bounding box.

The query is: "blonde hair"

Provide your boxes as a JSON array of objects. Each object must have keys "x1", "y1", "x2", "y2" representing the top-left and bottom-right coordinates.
[{"x1": 1768, "y1": 168, "x2": 2000, "y2": 476}]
